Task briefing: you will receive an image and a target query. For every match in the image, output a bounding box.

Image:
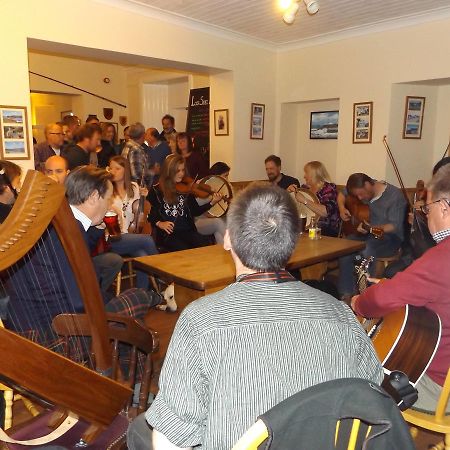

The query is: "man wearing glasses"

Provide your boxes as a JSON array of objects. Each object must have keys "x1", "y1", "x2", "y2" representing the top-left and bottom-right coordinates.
[
  {"x1": 352, "y1": 164, "x2": 450, "y2": 413},
  {"x1": 33, "y1": 122, "x2": 65, "y2": 171}
]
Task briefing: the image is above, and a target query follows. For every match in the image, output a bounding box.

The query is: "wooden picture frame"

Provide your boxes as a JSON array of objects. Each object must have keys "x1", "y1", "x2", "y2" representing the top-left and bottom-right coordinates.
[
  {"x1": 214, "y1": 109, "x2": 229, "y2": 136},
  {"x1": 310, "y1": 111, "x2": 339, "y2": 139},
  {"x1": 250, "y1": 103, "x2": 265, "y2": 140},
  {"x1": 353, "y1": 101, "x2": 373, "y2": 144},
  {"x1": 403, "y1": 96, "x2": 426, "y2": 139},
  {"x1": 0, "y1": 105, "x2": 30, "y2": 160}
]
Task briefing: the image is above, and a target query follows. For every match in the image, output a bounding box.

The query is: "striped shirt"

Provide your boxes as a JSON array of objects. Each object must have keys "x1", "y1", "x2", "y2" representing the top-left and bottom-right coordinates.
[{"x1": 146, "y1": 280, "x2": 383, "y2": 449}]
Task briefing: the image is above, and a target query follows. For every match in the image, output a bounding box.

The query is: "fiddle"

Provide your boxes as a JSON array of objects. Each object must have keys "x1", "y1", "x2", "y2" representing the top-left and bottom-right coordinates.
[
  {"x1": 128, "y1": 168, "x2": 152, "y2": 234},
  {"x1": 176, "y1": 176, "x2": 231, "y2": 203}
]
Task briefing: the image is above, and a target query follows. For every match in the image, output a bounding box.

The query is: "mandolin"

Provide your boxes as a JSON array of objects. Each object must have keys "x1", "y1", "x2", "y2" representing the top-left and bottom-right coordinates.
[{"x1": 355, "y1": 257, "x2": 441, "y2": 408}]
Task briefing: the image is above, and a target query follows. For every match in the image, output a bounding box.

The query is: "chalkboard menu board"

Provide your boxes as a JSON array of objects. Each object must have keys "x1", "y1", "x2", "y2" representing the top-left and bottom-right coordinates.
[{"x1": 186, "y1": 87, "x2": 210, "y2": 166}]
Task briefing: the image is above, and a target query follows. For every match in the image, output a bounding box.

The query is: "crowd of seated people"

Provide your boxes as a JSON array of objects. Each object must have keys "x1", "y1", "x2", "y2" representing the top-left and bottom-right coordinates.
[{"x1": 7, "y1": 108, "x2": 449, "y2": 449}]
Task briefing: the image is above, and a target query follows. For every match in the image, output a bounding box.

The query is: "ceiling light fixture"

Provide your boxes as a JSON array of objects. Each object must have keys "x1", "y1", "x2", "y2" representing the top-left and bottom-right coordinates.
[
  {"x1": 304, "y1": 0, "x2": 319, "y2": 15},
  {"x1": 281, "y1": 0, "x2": 319, "y2": 24},
  {"x1": 282, "y1": 2, "x2": 300, "y2": 24}
]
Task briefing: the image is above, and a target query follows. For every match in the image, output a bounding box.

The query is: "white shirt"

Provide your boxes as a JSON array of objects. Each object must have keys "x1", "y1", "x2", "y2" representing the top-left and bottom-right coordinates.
[
  {"x1": 69, "y1": 205, "x2": 92, "y2": 231},
  {"x1": 51, "y1": 147, "x2": 61, "y2": 156},
  {"x1": 111, "y1": 182, "x2": 140, "y2": 233}
]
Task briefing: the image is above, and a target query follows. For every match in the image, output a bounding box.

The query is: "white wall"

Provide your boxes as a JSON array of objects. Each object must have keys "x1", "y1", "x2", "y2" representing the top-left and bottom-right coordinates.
[
  {"x1": 28, "y1": 51, "x2": 128, "y2": 136},
  {"x1": 0, "y1": 0, "x2": 276, "y2": 179},
  {"x1": 433, "y1": 84, "x2": 450, "y2": 163},
  {"x1": 276, "y1": 16, "x2": 450, "y2": 186}
]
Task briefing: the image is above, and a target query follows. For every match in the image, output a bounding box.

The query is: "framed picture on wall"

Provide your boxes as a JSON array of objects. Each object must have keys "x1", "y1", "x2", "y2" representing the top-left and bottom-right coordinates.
[
  {"x1": 60, "y1": 110, "x2": 73, "y2": 120},
  {"x1": 310, "y1": 111, "x2": 339, "y2": 139},
  {"x1": 403, "y1": 96, "x2": 425, "y2": 139},
  {"x1": 353, "y1": 101, "x2": 373, "y2": 144},
  {"x1": 250, "y1": 103, "x2": 265, "y2": 140},
  {"x1": 0, "y1": 105, "x2": 30, "y2": 160},
  {"x1": 214, "y1": 109, "x2": 229, "y2": 136}
]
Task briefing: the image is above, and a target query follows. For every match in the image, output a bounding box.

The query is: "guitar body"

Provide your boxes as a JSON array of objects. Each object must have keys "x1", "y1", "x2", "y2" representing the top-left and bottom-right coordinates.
[{"x1": 361, "y1": 305, "x2": 441, "y2": 386}]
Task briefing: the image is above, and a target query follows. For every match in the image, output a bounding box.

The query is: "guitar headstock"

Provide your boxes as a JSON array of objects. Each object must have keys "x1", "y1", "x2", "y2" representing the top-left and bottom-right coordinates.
[{"x1": 355, "y1": 256, "x2": 374, "y2": 293}]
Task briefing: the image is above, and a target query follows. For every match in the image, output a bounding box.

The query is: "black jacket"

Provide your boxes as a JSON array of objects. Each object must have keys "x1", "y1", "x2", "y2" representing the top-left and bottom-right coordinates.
[
  {"x1": 61, "y1": 144, "x2": 90, "y2": 170},
  {"x1": 257, "y1": 378, "x2": 415, "y2": 450}
]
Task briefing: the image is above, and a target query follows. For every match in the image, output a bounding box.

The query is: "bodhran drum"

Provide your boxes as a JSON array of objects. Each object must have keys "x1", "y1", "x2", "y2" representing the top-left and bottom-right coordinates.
[
  {"x1": 199, "y1": 175, "x2": 233, "y2": 218},
  {"x1": 290, "y1": 188, "x2": 319, "y2": 229}
]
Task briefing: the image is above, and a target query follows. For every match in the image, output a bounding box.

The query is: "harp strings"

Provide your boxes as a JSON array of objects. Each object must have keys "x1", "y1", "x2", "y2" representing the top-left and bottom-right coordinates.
[{"x1": 3, "y1": 226, "x2": 94, "y2": 369}]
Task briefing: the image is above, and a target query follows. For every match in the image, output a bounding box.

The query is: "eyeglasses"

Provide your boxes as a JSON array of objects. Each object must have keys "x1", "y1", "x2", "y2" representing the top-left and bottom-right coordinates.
[
  {"x1": 420, "y1": 198, "x2": 450, "y2": 215},
  {"x1": 49, "y1": 132, "x2": 66, "y2": 136}
]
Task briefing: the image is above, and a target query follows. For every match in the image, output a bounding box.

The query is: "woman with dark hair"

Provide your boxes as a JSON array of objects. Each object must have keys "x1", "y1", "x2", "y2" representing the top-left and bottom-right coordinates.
[
  {"x1": 176, "y1": 132, "x2": 208, "y2": 179},
  {"x1": 108, "y1": 155, "x2": 158, "y2": 289},
  {"x1": 209, "y1": 161, "x2": 230, "y2": 178},
  {"x1": 0, "y1": 160, "x2": 21, "y2": 223},
  {"x1": 195, "y1": 161, "x2": 231, "y2": 244},
  {"x1": 98, "y1": 123, "x2": 118, "y2": 168},
  {"x1": 147, "y1": 155, "x2": 221, "y2": 251}
]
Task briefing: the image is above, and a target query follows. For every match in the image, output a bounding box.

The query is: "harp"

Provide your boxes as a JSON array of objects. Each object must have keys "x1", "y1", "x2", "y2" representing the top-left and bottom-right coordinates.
[{"x1": 0, "y1": 170, "x2": 134, "y2": 444}]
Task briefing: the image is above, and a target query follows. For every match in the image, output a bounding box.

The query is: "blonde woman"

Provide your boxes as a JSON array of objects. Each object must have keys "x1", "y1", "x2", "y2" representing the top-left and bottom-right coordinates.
[{"x1": 292, "y1": 161, "x2": 340, "y2": 237}]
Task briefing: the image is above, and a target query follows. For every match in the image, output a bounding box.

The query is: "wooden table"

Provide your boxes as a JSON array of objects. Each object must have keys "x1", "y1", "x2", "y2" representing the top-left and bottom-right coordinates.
[
  {"x1": 135, "y1": 235, "x2": 365, "y2": 308},
  {"x1": 137, "y1": 236, "x2": 364, "y2": 376}
]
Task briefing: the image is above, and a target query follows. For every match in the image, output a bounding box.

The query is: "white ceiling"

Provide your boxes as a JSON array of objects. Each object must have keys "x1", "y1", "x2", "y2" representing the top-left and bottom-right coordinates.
[{"x1": 120, "y1": 0, "x2": 450, "y2": 46}]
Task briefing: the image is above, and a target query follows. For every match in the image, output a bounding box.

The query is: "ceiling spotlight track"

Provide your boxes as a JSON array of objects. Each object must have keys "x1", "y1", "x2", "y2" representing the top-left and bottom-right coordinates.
[{"x1": 282, "y1": 0, "x2": 319, "y2": 25}]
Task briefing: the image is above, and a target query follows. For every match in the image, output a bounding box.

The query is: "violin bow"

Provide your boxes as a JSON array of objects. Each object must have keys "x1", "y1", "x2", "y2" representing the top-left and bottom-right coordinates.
[
  {"x1": 382, "y1": 135, "x2": 412, "y2": 208},
  {"x1": 441, "y1": 137, "x2": 450, "y2": 160}
]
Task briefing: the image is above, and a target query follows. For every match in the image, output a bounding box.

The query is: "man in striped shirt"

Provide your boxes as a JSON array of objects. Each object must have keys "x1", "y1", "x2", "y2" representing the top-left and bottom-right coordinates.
[{"x1": 127, "y1": 184, "x2": 383, "y2": 450}]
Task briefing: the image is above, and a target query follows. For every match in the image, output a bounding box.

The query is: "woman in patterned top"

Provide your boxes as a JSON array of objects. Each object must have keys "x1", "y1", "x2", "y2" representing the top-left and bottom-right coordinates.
[
  {"x1": 293, "y1": 161, "x2": 340, "y2": 237},
  {"x1": 147, "y1": 154, "x2": 222, "y2": 252},
  {"x1": 108, "y1": 155, "x2": 158, "y2": 289}
]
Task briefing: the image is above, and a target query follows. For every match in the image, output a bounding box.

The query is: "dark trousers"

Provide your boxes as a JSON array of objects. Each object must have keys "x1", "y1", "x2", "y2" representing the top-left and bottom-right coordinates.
[
  {"x1": 161, "y1": 230, "x2": 210, "y2": 252},
  {"x1": 338, "y1": 233, "x2": 402, "y2": 296}
]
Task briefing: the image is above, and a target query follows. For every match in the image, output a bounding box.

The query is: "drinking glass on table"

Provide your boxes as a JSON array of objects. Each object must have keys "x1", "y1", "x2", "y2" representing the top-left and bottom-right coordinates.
[{"x1": 299, "y1": 214, "x2": 307, "y2": 235}]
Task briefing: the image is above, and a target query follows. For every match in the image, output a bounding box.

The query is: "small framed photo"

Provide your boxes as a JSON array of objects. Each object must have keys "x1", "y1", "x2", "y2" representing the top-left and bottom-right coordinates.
[
  {"x1": 353, "y1": 101, "x2": 373, "y2": 144},
  {"x1": 214, "y1": 109, "x2": 229, "y2": 136},
  {"x1": 310, "y1": 111, "x2": 339, "y2": 139},
  {"x1": 0, "y1": 105, "x2": 30, "y2": 160},
  {"x1": 250, "y1": 103, "x2": 265, "y2": 140},
  {"x1": 60, "y1": 110, "x2": 73, "y2": 120},
  {"x1": 403, "y1": 96, "x2": 426, "y2": 139}
]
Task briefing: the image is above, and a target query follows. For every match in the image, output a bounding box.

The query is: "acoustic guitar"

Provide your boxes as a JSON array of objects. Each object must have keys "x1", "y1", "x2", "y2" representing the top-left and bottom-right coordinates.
[{"x1": 355, "y1": 257, "x2": 441, "y2": 400}]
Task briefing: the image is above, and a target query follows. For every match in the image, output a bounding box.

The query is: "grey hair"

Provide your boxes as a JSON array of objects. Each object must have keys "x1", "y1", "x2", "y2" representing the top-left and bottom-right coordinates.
[
  {"x1": 227, "y1": 183, "x2": 299, "y2": 271},
  {"x1": 128, "y1": 122, "x2": 145, "y2": 140}
]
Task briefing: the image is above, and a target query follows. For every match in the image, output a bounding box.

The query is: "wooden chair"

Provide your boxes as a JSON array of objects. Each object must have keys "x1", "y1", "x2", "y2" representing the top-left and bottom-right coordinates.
[
  {"x1": 0, "y1": 319, "x2": 40, "y2": 430},
  {"x1": 402, "y1": 368, "x2": 450, "y2": 450},
  {"x1": 52, "y1": 313, "x2": 159, "y2": 416},
  {"x1": 115, "y1": 256, "x2": 136, "y2": 296},
  {"x1": 374, "y1": 249, "x2": 401, "y2": 278}
]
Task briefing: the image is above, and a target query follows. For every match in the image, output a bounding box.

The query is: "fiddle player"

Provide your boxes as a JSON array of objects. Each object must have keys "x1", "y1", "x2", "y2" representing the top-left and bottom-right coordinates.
[
  {"x1": 147, "y1": 154, "x2": 222, "y2": 251},
  {"x1": 127, "y1": 184, "x2": 382, "y2": 450},
  {"x1": 352, "y1": 164, "x2": 450, "y2": 413},
  {"x1": 337, "y1": 173, "x2": 407, "y2": 300},
  {"x1": 108, "y1": 156, "x2": 159, "y2": 291},
  {"x1": 290, "y1": 161, "x2": 340, "y2": 237},
  {"x1": 265, "y1": 154, "x2": 300, "y2": 190}
]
